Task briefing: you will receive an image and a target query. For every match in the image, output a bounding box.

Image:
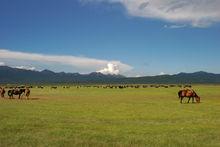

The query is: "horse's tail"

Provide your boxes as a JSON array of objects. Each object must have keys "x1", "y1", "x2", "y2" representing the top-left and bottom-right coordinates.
[{"x1": 178, "y1": 90, "x2": 182, "y2": 98}]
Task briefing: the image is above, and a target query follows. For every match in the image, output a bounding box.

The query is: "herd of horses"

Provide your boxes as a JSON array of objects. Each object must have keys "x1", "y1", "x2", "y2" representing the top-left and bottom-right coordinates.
[
  {"x1": 0, "y1": 87, "x2": 30, "y2": 99},
  {"x1": 0, "y1": 85, "x2": 200, "y2": 103}
]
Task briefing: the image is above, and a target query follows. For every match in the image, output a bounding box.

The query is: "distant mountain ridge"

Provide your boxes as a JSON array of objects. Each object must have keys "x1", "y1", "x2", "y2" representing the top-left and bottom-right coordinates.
[
  {"x1": 0, "y1": 66, "x2": 220, "y2": 84},
  {"x1": 0, "y1": 66, "x2": 124, "y2": 84}
]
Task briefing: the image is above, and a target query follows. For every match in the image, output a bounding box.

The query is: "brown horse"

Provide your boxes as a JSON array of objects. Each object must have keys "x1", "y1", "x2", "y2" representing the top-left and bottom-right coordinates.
[
  {"x1": 178, "y1": 89, "x2": 200, "y2": 103},
  {"x1": 25, "y1": 88, "x2": 30, "y2": 99},
  {"x1": 0, "y1": 87, "x2": 5, "y2": 98}
]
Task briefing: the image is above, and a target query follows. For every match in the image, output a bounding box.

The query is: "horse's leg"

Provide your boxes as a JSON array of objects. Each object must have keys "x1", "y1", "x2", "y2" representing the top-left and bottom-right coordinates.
[
  {"x1": 21, "y1": 92, "x2": 23, "y2": 99},
  {"x1": 26, "y1": 93, "x2": 29, "y2": 100},
  {"x1": 192, "y1": 97, "x2": 194, "y2": 103},
  {"x1": 180, "y1": 97, "x2": 183, "y2": 103},
  {"x1": 187, "y1": 97, "x2": 191, "y2": 103},
  {"x1": 21, "y1": 93, "x2": 23, "y2": 99}
]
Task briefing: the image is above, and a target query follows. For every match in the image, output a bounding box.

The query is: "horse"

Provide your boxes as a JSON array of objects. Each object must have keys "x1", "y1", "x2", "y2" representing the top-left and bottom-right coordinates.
[
  {"x1": 25, "y1": 88, "x2": 30, "y2": 99},
  {"x1": 8, "y1": 88, "x2": 26, "y2": 99},
  {"x1": 178, "y1": 89, "x2": 200, "y2": 103},
  {"x1": 0, "y1": 87, "x2": 5, "y2": 98}
]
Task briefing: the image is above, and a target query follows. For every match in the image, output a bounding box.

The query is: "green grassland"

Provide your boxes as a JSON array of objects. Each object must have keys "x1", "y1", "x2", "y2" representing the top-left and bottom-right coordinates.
[{"x1": 0, "y1": 85, "x2": 220, "y2": 147}]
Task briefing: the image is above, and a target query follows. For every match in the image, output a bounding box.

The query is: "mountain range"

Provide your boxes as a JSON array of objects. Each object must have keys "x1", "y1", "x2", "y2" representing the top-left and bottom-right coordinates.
[{"x1": 0, "y1": 66, "x2": 220, "y2": 84}]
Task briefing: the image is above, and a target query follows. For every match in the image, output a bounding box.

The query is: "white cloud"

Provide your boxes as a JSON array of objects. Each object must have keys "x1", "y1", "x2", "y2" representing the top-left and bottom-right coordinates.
[
  {"x1": 135, "y1": 75, "x2": 141, "y2": 77},
  {"x1": 15, "y1": 66, "x2": 36, "y2": 71},
  {"x1": 0, "y1": 49, "x2": 132, "y2": 74},
  {"x1": 97, "y1": 63, "x2": 120, "y2": 75},
  {"x1": 84, "y1": 0, "x2": 220, "y2": 27},
  {"x1": 159, "y1": 72, "x2": 166, "y2": 75},
  {"x1": 164, "y1": 24, "x2": 186, "y2": 29},
  {"x1": 0, "y1": 62, "x2": 5, "y2": 66}
]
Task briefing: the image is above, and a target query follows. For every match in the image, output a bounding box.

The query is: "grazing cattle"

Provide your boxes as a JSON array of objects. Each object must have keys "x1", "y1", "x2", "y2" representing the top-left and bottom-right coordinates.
[
  {"x1": 169, "y1": 85, "x2": 176, "y2": 87},
  {"x1": 164, "y1": 85, "x2": 169, "y2": 88},
  {"x1": 28, "y1": 86, "x2": 33, "y2": 88},
  {"x1": 51, "y1": 86, "x2": 57, "y2": 89},
  {"x1": 135, "y1": 85, "x2": 140, "y2": 88},
  {"x1": 178, "y1": 89, "x2": 200, "y2": 103},
  {"x1": 37, "y1": 86, "x2": 44, "y2": 89},
  {"x1": 0, "y1": 87, "x2": 5, "y2": 98},
  {"x1": 143, "y1": 85, "x2": 148, "y2": 88},
  {"x1": 18, "y1": 85, "x2": 25, "y2": 89},
  {"x1": 8, "y1": 88, "x2": 26, "y2": 99},
  {"x1": 184, "y1": 85, "x2": 192, "y2": 88},
  {"x1": 118, "y1": 86, "x2": 124, "y2": 89},
  {"x1": 63, "y1": 86, "x2": 70, "y2": 89}
]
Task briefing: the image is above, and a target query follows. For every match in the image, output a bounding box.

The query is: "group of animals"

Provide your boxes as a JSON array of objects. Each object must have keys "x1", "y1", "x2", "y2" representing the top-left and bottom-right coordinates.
[
  {"x1": 0, "y1": 87, "x2": 30, "y2": 99},
  {"x1": 0, "y1": 85, "x2": 200, "y2": 103},
  {"x1": 78, "y1": 84, "x2": 191, "y2": 89},
  {"x1": 33, "y1": 84, "x2": 191, "y2": 89}
]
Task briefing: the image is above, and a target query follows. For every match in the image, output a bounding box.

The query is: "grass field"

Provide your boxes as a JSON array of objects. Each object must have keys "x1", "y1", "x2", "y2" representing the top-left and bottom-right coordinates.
[{"x1": 0, "y1": 85, "x2": 220, "y2": 147}]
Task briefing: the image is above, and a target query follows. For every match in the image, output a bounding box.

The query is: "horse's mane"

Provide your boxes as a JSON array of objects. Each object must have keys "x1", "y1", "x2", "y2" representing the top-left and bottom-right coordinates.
[{"x1": 191, "y1": 89, "x2": 198, "y2": 97}]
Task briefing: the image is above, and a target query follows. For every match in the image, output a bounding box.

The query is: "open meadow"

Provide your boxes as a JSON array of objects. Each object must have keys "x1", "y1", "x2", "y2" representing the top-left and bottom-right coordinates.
[{"x1": 0, "y1": 85, "x2": 220, "y2": 147}]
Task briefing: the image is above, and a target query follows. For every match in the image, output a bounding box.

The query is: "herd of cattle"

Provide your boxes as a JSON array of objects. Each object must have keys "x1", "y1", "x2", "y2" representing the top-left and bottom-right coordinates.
[
  {"x1": 8, "y1": 84, "x2": 190, "y2": 90},
  {"x1": 40, "y1": 84, "x2": 191, "y2": 89},
  {"x1": 0, "y1": 86, "x2": 30, "y2": 99}
]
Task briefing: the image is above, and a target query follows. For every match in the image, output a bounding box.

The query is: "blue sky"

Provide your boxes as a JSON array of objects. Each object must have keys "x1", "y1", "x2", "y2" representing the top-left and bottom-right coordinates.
[{"x1": 0, "y1": 0, "x2": 220, "y2": 76}]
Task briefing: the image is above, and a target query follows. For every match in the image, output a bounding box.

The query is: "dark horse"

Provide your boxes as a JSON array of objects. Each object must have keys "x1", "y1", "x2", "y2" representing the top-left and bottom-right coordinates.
[
  {"x1": 8, "y1": 89, "x2": 26, "y2": 99},
  {"x1": 178, "y1": 89, "x2": 200, "y2": 103}
]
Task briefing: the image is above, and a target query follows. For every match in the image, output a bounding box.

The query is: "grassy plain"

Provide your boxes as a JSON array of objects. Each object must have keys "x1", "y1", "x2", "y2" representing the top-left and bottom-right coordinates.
[{"x1": 0, "y1": 85, "x2": 220, "y2": 147}]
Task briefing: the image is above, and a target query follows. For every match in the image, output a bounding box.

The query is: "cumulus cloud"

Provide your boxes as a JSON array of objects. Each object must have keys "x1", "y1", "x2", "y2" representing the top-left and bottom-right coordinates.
[
  {"x1": 15, "y1": 66, "x2": 36, "y2": 71},
  {"x1": 159, "y1": 72, "x2": 166, "y2": 75},
  {"x1": 0, "y1": 62, "x2": 5, "y2": 66},
  {"x1": 83, "y1": 0, "x2": 220, "y2": 27},
  {"x1": 0, "y1": 49, "x2": 132, "y2": 74},
  {"x1": 97, "y1": 63, "x2": 120, "y2": 75}
]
